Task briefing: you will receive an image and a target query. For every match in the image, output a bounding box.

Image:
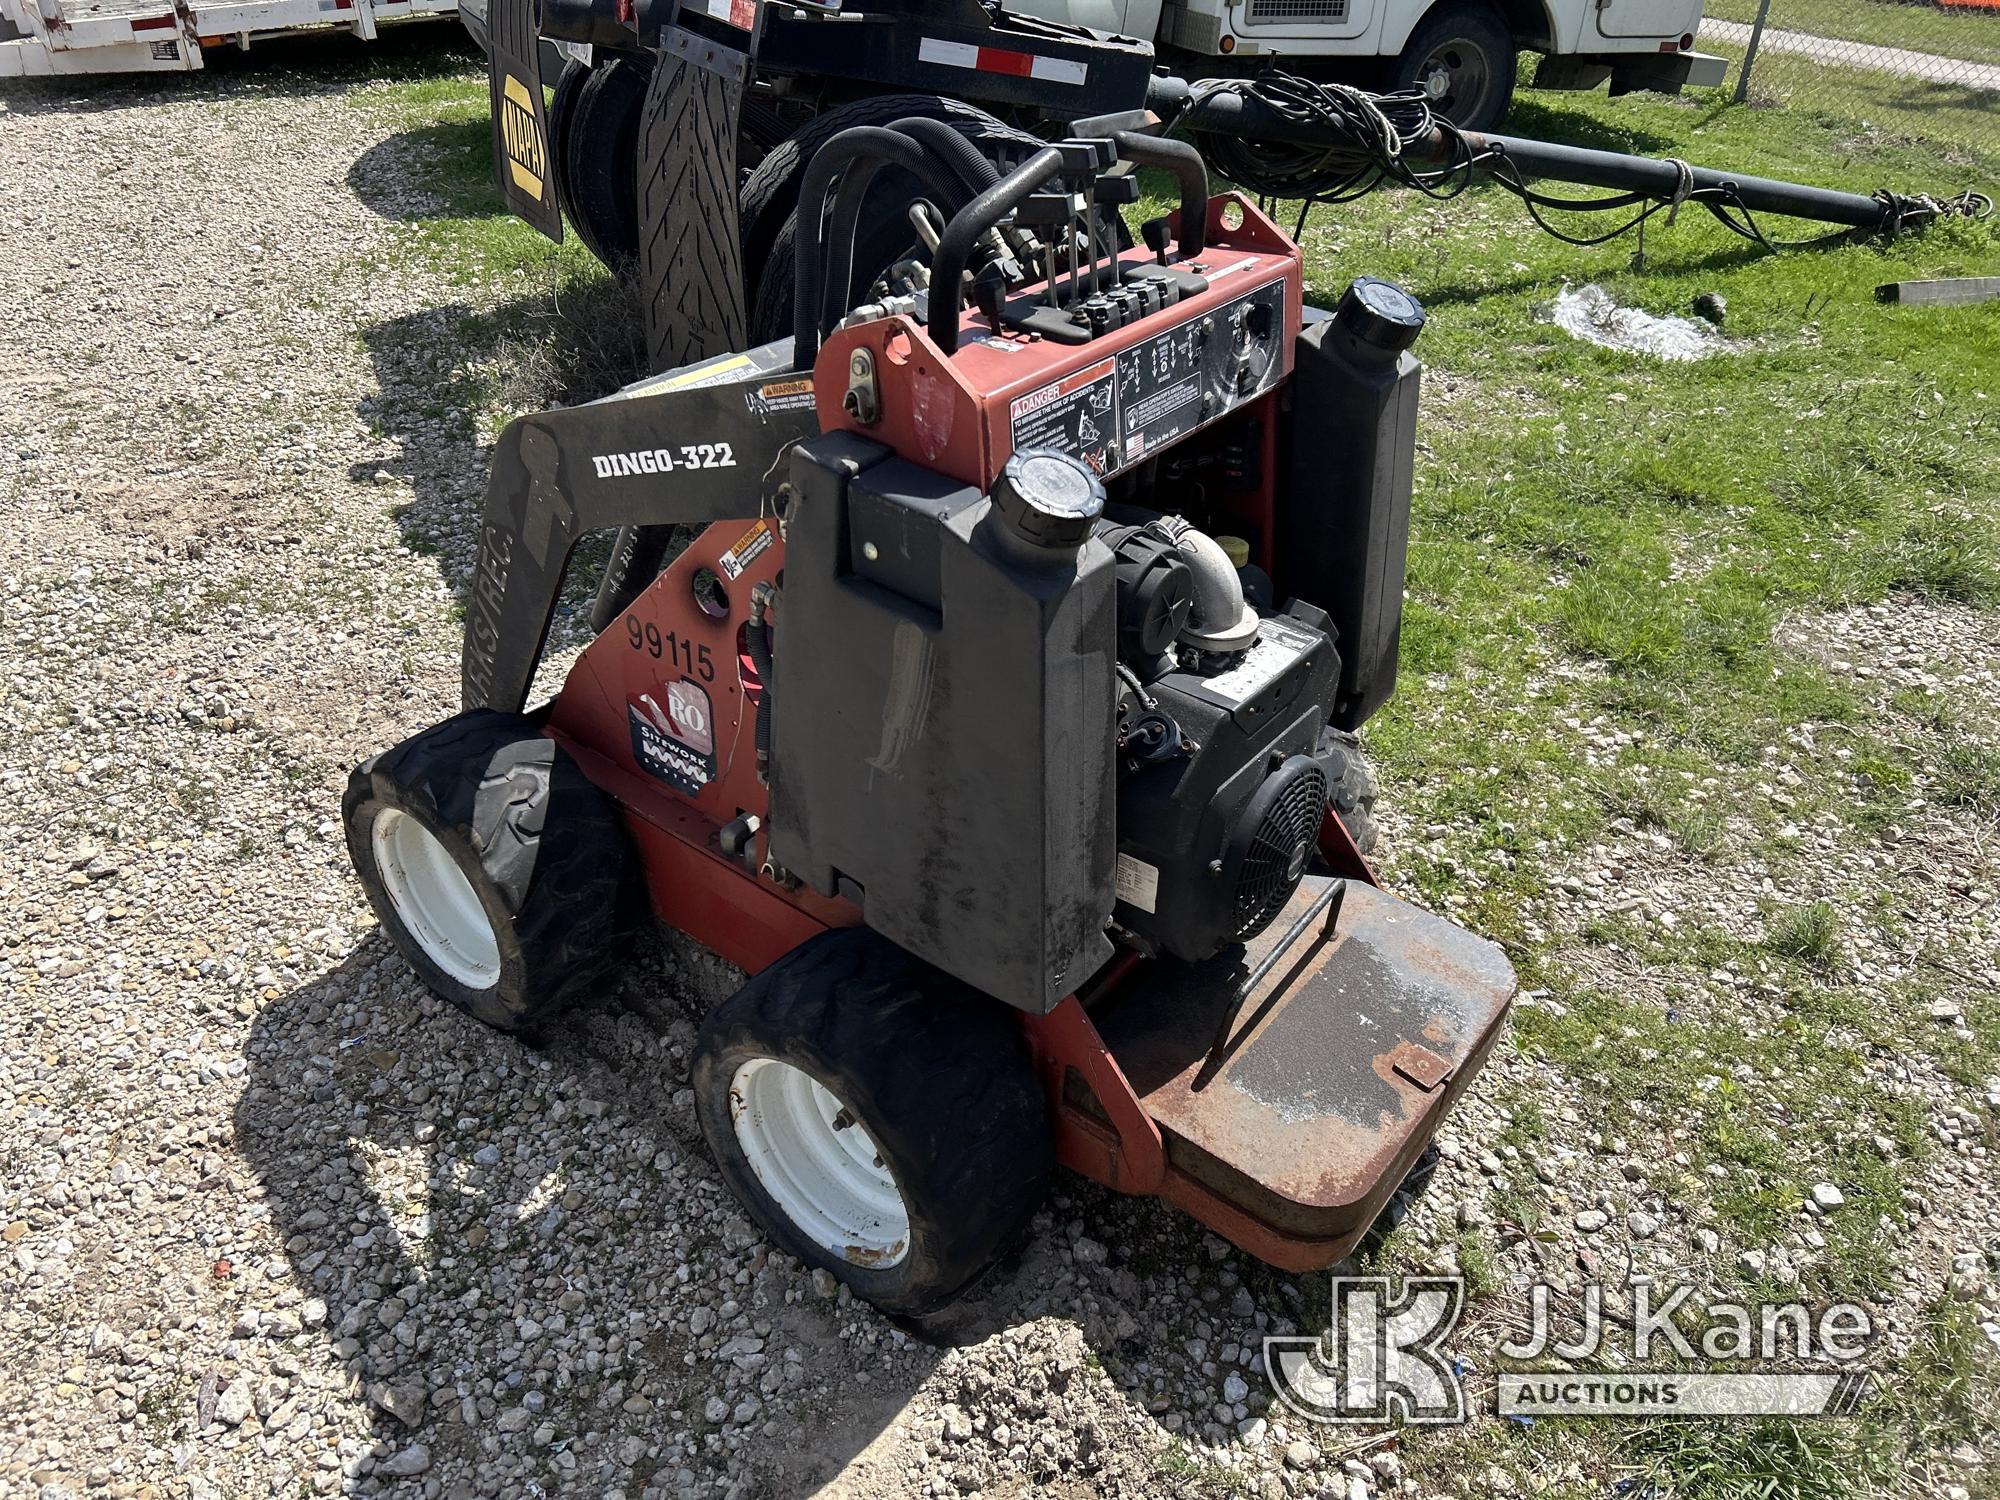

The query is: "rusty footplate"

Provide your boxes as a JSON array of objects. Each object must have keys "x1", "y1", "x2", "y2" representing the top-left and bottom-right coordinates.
[{"x1": 1092, "y1": 875, "x2": 1517, "y2": 1269}]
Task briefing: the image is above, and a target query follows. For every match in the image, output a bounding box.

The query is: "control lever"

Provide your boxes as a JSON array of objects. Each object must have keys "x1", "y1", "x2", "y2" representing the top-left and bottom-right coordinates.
[{"x1": 1141, "y1": 217, "x2": 1172, "y2": 266}]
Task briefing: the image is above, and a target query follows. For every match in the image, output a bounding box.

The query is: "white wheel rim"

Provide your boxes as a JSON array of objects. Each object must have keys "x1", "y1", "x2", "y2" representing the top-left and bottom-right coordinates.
[
  {"x1": 370, "y1": 808, "x2": 502, "y2": 989},
  {"x1": 729, "y1": 1058, "x2": 910, "y2": 1269}
]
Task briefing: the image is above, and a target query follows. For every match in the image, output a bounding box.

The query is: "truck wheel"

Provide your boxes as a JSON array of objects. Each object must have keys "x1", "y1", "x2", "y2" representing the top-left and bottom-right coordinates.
[
  {"x1": 562, "y1": 54, "x2": 656, "y2": 270},
  {"x1": 1316, "y1": 728, "x2": 1381, "y2": 856},
  {"x1": 693, "y1": 927, "x2": 1053, "y2": 1315},
  {"x1": 547, "y1": 57, "x2": 589, "y2": 236},
  {"x1": 738, "y1": 94, "x2": 1051, "y2": 347},
  {"x1": 1386, "y1": 3, "x2": 1516, "y2": 133},
  {"x1": 344, "y1": 710, "x2": 638, "y2": 1033}
]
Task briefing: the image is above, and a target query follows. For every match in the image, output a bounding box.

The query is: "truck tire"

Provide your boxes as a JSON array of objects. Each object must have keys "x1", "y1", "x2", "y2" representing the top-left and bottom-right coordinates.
[
  {"x1": 344, "y1": 710, "x2": 638, "y2": 1034},
  {"x1": 1386, "y1": 3, "x2": 1516, "y2": 133},
  {"x1": 738, "y1": 94, "x2": 1053, "y2": 347},
  {"x1": 562, "y1": 54, "x2": 655, "y2": 270},
  {"x1": 693, "y1": 927, "x2": 1054, "y2": 1315},
  {"x1": 1317, "y1": 727, "x2": 1381, "y2": 856},
  {"x1": 547, "y1": 57, "x2": 589, "y2": 237}
]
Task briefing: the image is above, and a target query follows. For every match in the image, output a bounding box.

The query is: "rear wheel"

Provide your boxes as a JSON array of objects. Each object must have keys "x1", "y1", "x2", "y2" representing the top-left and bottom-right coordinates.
[
  {"x1": 693, "y1": 927, "x2": 1053, "y2": 1314},
  {"x1": 344, "y1": 710, "x2": 638, "y2": 1032},
  {"x1": 1316, "y1": 727, "x2": 1382, "y2": 856},
  {"x1": 562, "y1": 54, "x2": 656, "y2": 270},
  {"x1": 1386, "y1": 3, "x2": 1517, "y2": 133}
]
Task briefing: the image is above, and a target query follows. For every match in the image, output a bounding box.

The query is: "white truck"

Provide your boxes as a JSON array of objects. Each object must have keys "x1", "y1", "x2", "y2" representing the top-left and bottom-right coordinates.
[
  {"x1": 0, "y1": 0, "x2": 453, "y2": 75},
  {"x1": 1010, "y1": 0, "x2": 1725, "y2": 130}
]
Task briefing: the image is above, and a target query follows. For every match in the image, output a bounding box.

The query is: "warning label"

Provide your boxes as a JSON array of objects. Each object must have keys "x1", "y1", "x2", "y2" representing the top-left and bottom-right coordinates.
[
  {"x1": 1008, "y1": 358, "x2": 1118, "y2": 474},
  {"x1": 628, "y1": 678, "x2": 716, "y2": 795},
  {"x1": 717, "y1": 518, "x2": 774, "y2": 581},
  {"x1": 745, "y1": 377, "x2": 815, "y2": 422}
]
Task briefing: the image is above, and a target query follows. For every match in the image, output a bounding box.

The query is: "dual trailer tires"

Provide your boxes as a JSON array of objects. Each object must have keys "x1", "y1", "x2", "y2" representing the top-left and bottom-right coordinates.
[
  {"x1": 344, "y1": 714, "x2": 1049, "y2": 1313},
  {"x1": 345, "y1": 713, "x2": 1411, "y2": 1311}
]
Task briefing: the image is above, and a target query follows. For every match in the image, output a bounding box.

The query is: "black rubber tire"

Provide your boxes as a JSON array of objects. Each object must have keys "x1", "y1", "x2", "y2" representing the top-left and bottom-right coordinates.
[
  {"x1": 546, "y1": 57, "x2": 589, "y2": 239},
  {"x1": 1316, "y1": 727, "x2": 1382, "y2": 856},
  {"x1": 343, "y1": 710, "x2": 639, "y2": 1033},
  {"x1": 692, "y1": 926, "x2": 1054, "y2": 1316},
  {"x1": 1362, "y1": 1143, "x2": 1441, "y2": 1251},
  {"x1": 1385, "y1": 3, "x2": 1517, "y2": 133},
  {"x1": 562, "y1": 54, "x2": 655, "y2": 271}
]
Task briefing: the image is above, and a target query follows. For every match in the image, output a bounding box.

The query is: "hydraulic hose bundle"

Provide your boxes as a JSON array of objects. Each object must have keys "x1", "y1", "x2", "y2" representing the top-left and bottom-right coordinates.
[{"x1": 1169, "y1": 72, "x2": 1991, "y2": 249}]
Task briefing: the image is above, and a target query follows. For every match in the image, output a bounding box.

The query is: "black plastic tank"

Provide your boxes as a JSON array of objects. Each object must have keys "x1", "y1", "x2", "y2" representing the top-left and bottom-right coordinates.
[
  {"x1": 768, "y1": 436, "x2": 1117, "y2": 1014},
  {"x1": 1276, "y1": 277, "x2": 1424, "y2": 731}
]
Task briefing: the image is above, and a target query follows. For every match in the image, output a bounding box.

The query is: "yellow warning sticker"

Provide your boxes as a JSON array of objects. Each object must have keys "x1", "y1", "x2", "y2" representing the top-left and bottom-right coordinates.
[
  {"x1": 500, "y1": 74, "x2": 547, "y2": 199},
  {"x1": 718, "y1": 519, "x2": 774, "y2": 581}
]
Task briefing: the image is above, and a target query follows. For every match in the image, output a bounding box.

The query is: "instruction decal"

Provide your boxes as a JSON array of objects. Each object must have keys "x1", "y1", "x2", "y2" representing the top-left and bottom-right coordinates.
[
  {"x1": 629, "y1": 678, "x2": 716, "y2": 795},
  {"x1": 1004, "y1": 277, "x2": 1288, "y2": 477}
]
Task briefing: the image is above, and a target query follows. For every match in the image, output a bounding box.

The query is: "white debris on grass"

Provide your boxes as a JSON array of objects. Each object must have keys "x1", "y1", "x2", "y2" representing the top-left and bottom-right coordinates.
[{"x1": 1544, "y1": 283, "x2": 1729, "y2": 361}]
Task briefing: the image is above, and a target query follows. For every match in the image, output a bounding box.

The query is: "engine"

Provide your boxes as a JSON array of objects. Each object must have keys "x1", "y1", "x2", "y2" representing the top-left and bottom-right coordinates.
[{"x1": 1099, "y1": 511, "x2": 1343, "y2": 963}]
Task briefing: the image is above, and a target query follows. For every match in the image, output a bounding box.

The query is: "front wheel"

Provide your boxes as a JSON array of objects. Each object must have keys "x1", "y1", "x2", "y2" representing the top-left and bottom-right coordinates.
[
  {"x1": 693, "y1": 927, "x2": 1053, "y2": 1315},
  {"x1": 1385, "y1": 4, "x2": 1518, "y2": 133},
  {"x1": 343, "y1": 710, "x2": 638, "y2": 1032}
]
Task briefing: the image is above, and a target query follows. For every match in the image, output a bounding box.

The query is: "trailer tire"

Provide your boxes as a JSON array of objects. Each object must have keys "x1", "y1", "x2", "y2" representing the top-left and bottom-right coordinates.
[
  {"x1": 738, "y1": 95, "x2": 1061, "y2": 347},
  {"x1": 563, "y1": 54, "x2": 656, "y2": 271},
  {"x1": 547, "y1": 58, "x2": 590, "y2": 237},
  {"x1": 1317, "y1": 728, "x2": 1381, "y2": 856},
  {"x1": 344, "y1": 710, "x2": 638, "y2": 1034},
  {"x1": 1386, "y1": 3, "x2": 1516, "y2": 133},
  {"x1": 693, "y1": 927, "x2": 1053, "y2": 1316}
]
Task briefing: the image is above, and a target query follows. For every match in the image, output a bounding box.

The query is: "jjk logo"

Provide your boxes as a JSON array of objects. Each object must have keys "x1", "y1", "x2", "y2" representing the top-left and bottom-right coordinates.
[{"x1": 1265, "y1": 1277, "x2": 1465, "y2": 1425}]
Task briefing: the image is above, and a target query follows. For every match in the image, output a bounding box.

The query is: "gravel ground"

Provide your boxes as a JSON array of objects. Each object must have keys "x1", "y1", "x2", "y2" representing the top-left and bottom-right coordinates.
[{"x1": 1, "y1": 49, "x2": 1995, "y2": 1500}]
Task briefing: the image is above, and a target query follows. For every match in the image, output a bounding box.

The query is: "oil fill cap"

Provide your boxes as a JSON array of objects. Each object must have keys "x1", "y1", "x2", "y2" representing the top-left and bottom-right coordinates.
[
  {"x1": 991, "y1": 448, "x2": 1106, "y2": 551},
  {"x1": 1335, "y1": 276, "x2": 1427, "y2": 352}
]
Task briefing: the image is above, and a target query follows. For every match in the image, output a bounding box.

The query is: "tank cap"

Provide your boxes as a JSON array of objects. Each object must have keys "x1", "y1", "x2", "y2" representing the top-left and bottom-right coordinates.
[
  {"x1": 990, "y1": 449, "x2": 1105, "y2": 551},
  {"x1": 1335, "y1": 276, "x2": 1426, "y2": 352}
]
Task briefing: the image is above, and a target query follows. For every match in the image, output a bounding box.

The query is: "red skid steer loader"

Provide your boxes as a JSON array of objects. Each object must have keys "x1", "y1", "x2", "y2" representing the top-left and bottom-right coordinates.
[{"x1": 342, "y1": 114, "x2": 1516, "y2": 1313}]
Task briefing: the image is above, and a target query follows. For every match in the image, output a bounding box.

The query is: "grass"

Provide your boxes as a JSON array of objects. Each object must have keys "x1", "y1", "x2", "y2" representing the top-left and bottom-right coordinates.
[
  {"x1": 1704, "y1": 0, "x2": 2000, "y2": 69},
  {"x1": 332, "y1": 44, "x2": 2000, "y2": 1500}
]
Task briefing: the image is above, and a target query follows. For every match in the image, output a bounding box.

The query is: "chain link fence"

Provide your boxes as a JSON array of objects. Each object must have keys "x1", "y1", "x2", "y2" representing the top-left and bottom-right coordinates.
[{"x1": 1695, "y1": 0, "x2": 2000, "y2": 162}]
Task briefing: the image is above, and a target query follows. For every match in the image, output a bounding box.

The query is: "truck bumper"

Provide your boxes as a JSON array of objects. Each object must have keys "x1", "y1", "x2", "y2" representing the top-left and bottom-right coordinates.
[{"x1": 1533, "y1": 48, "x2": 1728, "y2": 95}]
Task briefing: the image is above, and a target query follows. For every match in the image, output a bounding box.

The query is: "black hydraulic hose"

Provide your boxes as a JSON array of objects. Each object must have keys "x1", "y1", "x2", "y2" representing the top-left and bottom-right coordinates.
[
  {"x1": 929, "y1": 146, "x2": 1064, "y2": 357},
  {"x1": 815, "y1": 121, "x2": 1001, "y2": 351},
  {"x1": 1111, "y1": 131, "x2": 1210, "y2": 260},
  {"x1": 793, "y1": 128, "x2": 968, "y2": 368},
  {"x1": 747, "y1": 584, "x2": 775, "y2": 783},
  {"x1": 889, "y1": 115, "x2": 1004, "y2": 195},
  {"x1": 588, "y1": 522, "x2": 677, "y2": 636}
]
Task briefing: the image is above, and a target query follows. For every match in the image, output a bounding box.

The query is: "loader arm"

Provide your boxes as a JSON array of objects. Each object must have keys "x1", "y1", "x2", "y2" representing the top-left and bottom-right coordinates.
[{"x1": 461, "y1": 342, "x2": 815, "y2": 715}]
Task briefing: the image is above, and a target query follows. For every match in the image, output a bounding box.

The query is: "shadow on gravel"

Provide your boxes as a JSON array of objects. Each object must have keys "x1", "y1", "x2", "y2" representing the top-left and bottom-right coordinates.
[
  {"x1": 235, "y1": 934, "x2": 1229, "y2": 1494},
  {"x1": 0, "y1": 26, "x2": 476, "y2": 117},
  {"x1": 353, "y1": 288, "x2": 644, "y2": 619},
  {"x1": 348, "y1": 118, "x2": 506, "y2": 224},
  {"x1": 235, "y1": 938, "x2": 947, "y2": 1493}
]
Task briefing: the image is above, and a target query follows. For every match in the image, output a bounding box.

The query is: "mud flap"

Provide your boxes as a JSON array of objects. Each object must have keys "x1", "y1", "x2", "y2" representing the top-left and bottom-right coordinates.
[
  {"x1": 636, "y1": 32, "x2": 752, "y2": 373},
  {"x1": 460, "y1": 341, "x2": 812, "y2": 716},
  {"x1": 486, "y1": 0, "x2": 564, "y2": 242}
]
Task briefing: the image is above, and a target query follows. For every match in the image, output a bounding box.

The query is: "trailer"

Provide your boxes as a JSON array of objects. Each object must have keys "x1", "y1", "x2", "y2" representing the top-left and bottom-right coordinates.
[{"x1": 0, "y1": 0, "x2": 454, "y2": 76}]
